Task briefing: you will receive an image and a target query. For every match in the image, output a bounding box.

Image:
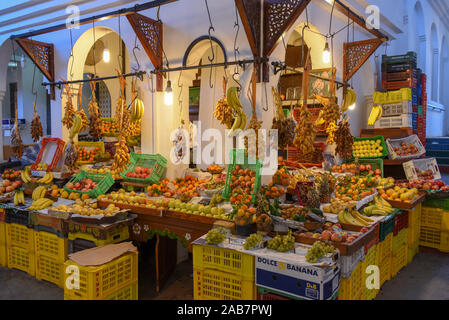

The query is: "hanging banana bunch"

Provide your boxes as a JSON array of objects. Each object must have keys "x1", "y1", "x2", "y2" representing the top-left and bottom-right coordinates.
[
  {"x1": 227, "y1": 87, "x2": 247, "y2": 137},
  {"x1": 112, "y1": 70, "x2": 130, "y2": 173},
  {"x1": 65, "y1": 113, "x2": 82, "y2": 171},
  {"x1": 245, "y1": 70, "x2": 263, "y2": 158},
  {"x1": 130, "y1": 78, "x2": 144, "y2": 122},
  {"x1": 213, "y1": 77, "x2": 234, "y2": 129},
  {"x1": 11, "y1": 107, "x2": 23, "y2": 159},
  {"x1": 30, "y1": 101, "x2": 43, "y2": 142},
  {"x1": 368, "y1": 105, "x2": 383, "y2": 126},
  {"x1": 87, "y1": 80, "x2": 102, "y2": 139},
  {"x1": 341, "y1": 88, "x2": 357, "y2": 113},
  {"x1": 61, "y1": 80, "x2": 75, "y2": 130},
  {"x1": 326, "y1": 121, "x2": 337, "y2": 144},
  {"x1": 76, "y1": 84, "x2": 88, "y2": 132}
]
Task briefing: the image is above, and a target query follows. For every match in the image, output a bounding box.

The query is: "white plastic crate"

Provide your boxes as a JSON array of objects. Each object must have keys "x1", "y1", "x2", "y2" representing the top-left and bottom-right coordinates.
[
  {"x1": 374, "y1": 114, "x2": 412, "y2": 129},
  {"x1": 386, "y1": 135, "x2": 426, "y2": 160},
  {"x1": 381, "y1": 101, "x2": 413, "y2": 117},
  {"x1": 403, "y1": 157, "x2": 441, "y2": 181},
  {"x1": 339, "y1": 247, "x2": 365, "y2": 279}
]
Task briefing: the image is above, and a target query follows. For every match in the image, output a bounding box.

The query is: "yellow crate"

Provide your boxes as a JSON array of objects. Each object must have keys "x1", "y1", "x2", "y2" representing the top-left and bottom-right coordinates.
[
  {"x1": 68, "y1": 225, "x2": 129, "y2": 247},
  {"x1": 35, "y1": 231, "x2": 68, "y2": 262},
  {"x1": 408, "y1": 204, "x2": 421, "y2": 247},
  {"x1": 338, "y1": 261, "x2": 364, "y2": 300},
  {"x1": 421, "y1": 206, "x2": 449, "y2": 231},
  {"x1": 379, "y1": 255, "x2": 391, "y2": 288},
  {"x1": 379, "y1": 233, "x2": 393, "y2": 262},
  {"x1": 65, "y1": 281, "x2": 138, "y2": 300},
  {"x1": 393, "y1": 228, "x2": 408, "y2": 253},
  {"x1": 6, "y1": 223, "x2": 34, "y2": 251},
  {"x1": 362, "y1": 244, "x2": 380, "y2": 300},
  {"x1": 391, "y1": 243, "x2": 408, "y2": 277},
  {"x1": 0, "y1": 243, "x2": 6, "y2": 267},
  {"x1": 7, "y1": 245, "x2": 35, "y2": 276},
  {"x1": 0, "y1": 221, "x2": 6, "y2": 244},
  {"x1": 64, "y1": 251, "x2": 138, "y2": 300},
  {"x1": 192, "y1": 244, "x2": 255, "y2": 279},
  {"x1": 420, "y1": 226, "x2": 449, "y2": 253},
  {"x1": 36, "y1": 254, "x2": 64, "y2": 288},
  {"x1": 373, "y1": 88, "x2": 413, "y2": 104},
  {"x1": 407, "y1": 240, "x2": 419, "y2": 265},
  {"x1": 193, "y1": 267, "x2": 256, "y2": 300}
]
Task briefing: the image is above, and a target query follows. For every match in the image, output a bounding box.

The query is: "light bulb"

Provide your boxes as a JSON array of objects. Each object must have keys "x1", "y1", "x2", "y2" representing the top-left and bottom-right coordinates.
[
  {"x1": 348, "y1": 103, "x2": 356, "y2": 110},
  {"x1": 325, "y1": 0, "x2": 334, "y2": 4},
  {"x1": 323, "y1": 42, "x2": 331, "y2": 64},
  {"x1": 164, "y1": 80, "x2": 173, "y2": 106},
  {"x1": 103, "y1": 48, "x2": 110, "y2": 63}
]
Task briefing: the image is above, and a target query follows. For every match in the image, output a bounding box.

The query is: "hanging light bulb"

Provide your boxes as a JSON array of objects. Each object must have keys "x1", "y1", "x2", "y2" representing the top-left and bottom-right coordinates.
[
  {"x1": 323, "y1": 41, "x2": 331, "y2": 64},
  {"x1": 103, "y1": 48, "x2": 110, "y2": 63},
  {"x1": 348, "y1": 103, "x2": 356, "y2": 110},
  {"x1": 164, "y1": 80, "x2": 173, "y2": 106}
]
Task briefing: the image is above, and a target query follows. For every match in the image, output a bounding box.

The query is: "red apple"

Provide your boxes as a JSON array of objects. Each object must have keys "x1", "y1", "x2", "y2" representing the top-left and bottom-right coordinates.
[{"x1": 331, "y1": 233, "x2": 342, "y2": 242}]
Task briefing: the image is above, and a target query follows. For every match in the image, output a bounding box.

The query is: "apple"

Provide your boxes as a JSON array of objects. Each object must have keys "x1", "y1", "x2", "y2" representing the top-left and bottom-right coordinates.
[
  {"x1": 321, "y1": 230, "x2": 332, "y2": 240},
  {"x1": 331, "y1": 233, "x2": 342, "y2": 242},
  {"x1": 360, "y1": 227, "x2": 369, "y2": 234}
]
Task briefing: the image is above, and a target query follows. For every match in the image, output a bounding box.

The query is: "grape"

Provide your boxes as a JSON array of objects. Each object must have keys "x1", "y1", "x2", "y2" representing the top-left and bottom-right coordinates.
[
  {"x1": 267, "y1": 230, "x2": 295, "y2": 252},
  {"x1": 305, "y1": 241, "x2": 335, "y2": 263},
  {"x1": 206, "y1": 228, "x2": 226, "y2": 245},
  {"x1": 243, "y1": 232, "x2": 263, "y2": 250}
]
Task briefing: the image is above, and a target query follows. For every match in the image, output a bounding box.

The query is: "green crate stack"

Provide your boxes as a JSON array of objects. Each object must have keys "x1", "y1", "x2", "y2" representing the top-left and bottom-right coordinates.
[
  {"x1": 120, "y1": 153, "x2": 167, "y2": 185},
  {"x1": 64, "y1": 171, "x2": 114, "y2": 198}
]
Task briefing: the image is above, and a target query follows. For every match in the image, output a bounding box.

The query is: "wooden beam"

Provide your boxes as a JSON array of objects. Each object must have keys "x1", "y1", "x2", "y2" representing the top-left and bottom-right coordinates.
[{"x1": 235, "y1": 0, "x2": 261, "y2": 57}]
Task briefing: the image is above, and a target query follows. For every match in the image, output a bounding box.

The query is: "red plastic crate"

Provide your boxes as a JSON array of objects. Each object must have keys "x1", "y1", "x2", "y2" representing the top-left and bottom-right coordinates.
[
  {"x1": 31, "y1": 138, "x2": 65, "y2": 172},
  {"x1": 286, "y1": 143, "x2": 325, "y2": 168},
  {"x1": 257, "y1": 292, "x2": 290, "y2": 300},
  {"x1": 381, "y1": 69, "x2": 418, "y2": 82},
  {"x1": 382, "y1": 78, "x2": 418, "y2": 90},
  {"x1": 394, "y1": 211, "x2": 409, "y2": 236}
]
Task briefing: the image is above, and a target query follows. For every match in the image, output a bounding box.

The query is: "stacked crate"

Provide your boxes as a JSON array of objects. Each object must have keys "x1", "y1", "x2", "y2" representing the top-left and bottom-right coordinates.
[
  {"x1": 375, "y1": 52, "x2": 419, "y2": 129},
  {"x1": 419, "y1": 200, "x2": 449, "y2": 253},
  {"x1": 0, "y1": 210, "x2": 6, "y2": 267},
  {"x1": 6, "y1": 223, "x2": 35, "y2": 276},
  {"x1": 417, "y1": 74, "x2": 427, "y2": 146}
]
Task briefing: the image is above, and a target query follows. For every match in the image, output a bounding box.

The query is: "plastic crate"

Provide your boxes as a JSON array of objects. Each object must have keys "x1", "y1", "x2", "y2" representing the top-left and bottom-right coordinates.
[
  {"x1": 64, "y1": 251, "x2": 138, "y2": 300},
  {"x1": 379, "y1": 254, "x2": 391, "y2": 287},
  {"x1": 394, "y1": 211, "x2": 409, "y2": 236},
  {"x1": 31, "y1": 137, "x2": 65, "y2": 172},
  {"x1": 374, "y1": 114, "x2": 413, "y2": 129},
  {"x1": 76, "y1": 141, "x2": 105, "y2": 165},
  {"x1": 403, "y1": 157, "x2": 441, "y2": 181},
  {"x1": 381, "y1": 101, "x2": 413, "y2": 117},
  {"x1": 373, "y1": 88, "x2": 416, "y2": 105},
  {"x1": 362, "y1": 244, "x2": 379, "y2": 300},
  {"x1": 6, "y1": 223, "x2": 35, "y2": 251},
  {"x1": 408, "y1": 203, "x2": 422, "y2": 246},
  {"x1": 120, "y1": 153, "x2": 167, "y2": 184},
  {"x1": 34, "y1": 231, "x2": 68, "y2": 262},
  {"x1": 193, "y1": 267, "x2": 256, "y2": 300},
  {"x1": 386, "y1": 135, "x2": 426, "y2": 160},
  {"x1": 0, "y1": 221, "x2": 5, "y2": 244},
  {"x1": 364, "y1": 222, "x2": 380, "y2": 253},
  {"x1": 382, "y1": 61, "x2": 416, "y2": 73},
  {"x1": 222, "y1": 149, "x2": 262, "y2": 205},
  {"x1": 382, "y1": 69, "x2": 418, "y2": 82},
  {"x1": 64, "y1": 170, "x2": 114, "y2": 198},
  {"x1": 0, "y1": 243, "x2": 6, "y2": 267},
  {"x1": 382, "y1": 78, "x2": 418, "y2": 91},
  {"x1": 340, "y1": 247, "x2": 365, "y2": 279},
  {"x1": 393, "y1": 228, "x2": 408, "y2": 252},
  {"x1": 286, "y1": 143, "x2": 325, "y2": 167},
  {"x1": 5, "y1": 207, "x2": 32, "y2": 227},
  {"x1": 420, "y1": 226, "x2": 449, "y2": 253},
  {"x1": 421, "y1": 206, "x2": 449, "y2": 231},
  {"x1": 68, "y1": 225, "x2": 129, "y2": 248},
  {"x1": 36, "y1": 254, "x2": 64, "y2": 288},
  {"x1": 338, "y1": 261, "x2": 364, "y2": 300},
  {"x1": 407, "y1": 240, "x2": 419, "y2": 265},
  {"x1": 257, "y1": 287, "x2": 296, "y2": 300},
  {"x1": 378, "y1": 233, "x2": 393, "y2": 263},
  {"x1": 65, "y1": 281, "x2": 138, "y2": 300},
  {"x1": 7, "y1": 245, "x2": 35, "y2": 276},
  {"x1": 353, "y1": 136, "x2": 388, "y2": 159},
  {"x1": 382, "y1": 52, "x2": 417, "y2": 65},
  {"x1": 379, "y1": 213, "x2": 395, "y2": 242},
  {"x1": 192, "y1": 244, "x2": 255, "y2": 279},
  {"x1": 391, "y1": 243, "x2": 408, "y2": 277}
]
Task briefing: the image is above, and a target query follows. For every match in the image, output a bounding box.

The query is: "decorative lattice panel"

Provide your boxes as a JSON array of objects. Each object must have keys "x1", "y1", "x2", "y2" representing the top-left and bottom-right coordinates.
[
  {"x1": 343, "y1": 39, "x2": 383, "y2": 82},
  {"x1": 16, "y1": 38, "x2": 55, "y2": 99},
  {"x1": 263, "y1": 0, "x2": 311, "y2": 56},
  {"x1": 127, "y1": 13, "x2": 163, "y2": 91}
]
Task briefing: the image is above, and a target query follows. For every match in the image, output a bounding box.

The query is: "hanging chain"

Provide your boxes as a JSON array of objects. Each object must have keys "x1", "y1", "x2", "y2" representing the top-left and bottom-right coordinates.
[
  {"x1": 118, "y1": 13, "x2": 123, "y2": 72},
  {"x1": 92, "y1": 20, "x2": 97, "y2": 78},
  {"x1": 177, "y1": 70, "x2": 183, "y2": 124},
  {"x1": 205, "y1": 0, "x2": 215, "y2": 88},
  {"x1": 232, "y1": 2, "x2": 242, "y2": 92}
]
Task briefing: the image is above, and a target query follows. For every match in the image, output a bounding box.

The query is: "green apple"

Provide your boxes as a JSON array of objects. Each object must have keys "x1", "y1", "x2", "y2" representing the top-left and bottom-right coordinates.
[
  {"x1": 181, "y1": 203, "x2": 187, "y2": 210},
  {"x1": 218, "y1": 208, "x2": 224, "y2": 215},
  {"x1": 192, "y1": 204, "x2": 199, "y2": 212},
  {"x1": 206, "y1": 214, "x2": 213, "y2": 217},
  {"x1": 200, "y1": 212, "x2": 206, "y2": 216},
  {"x1": 198, "y1": 204, "x2": 205, "y2": 212},
  {"x1": 204, "y1": 206, "x2": 211, "y2": 214},
  {"x1": 211, "y1": 207, "x2": 218, "y2": 216}
]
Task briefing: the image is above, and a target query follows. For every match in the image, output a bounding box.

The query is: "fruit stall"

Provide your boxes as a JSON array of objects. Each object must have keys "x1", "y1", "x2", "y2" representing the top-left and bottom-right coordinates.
[{"x1": 0, "y1": 0, "x2": 448, "y2": 302}]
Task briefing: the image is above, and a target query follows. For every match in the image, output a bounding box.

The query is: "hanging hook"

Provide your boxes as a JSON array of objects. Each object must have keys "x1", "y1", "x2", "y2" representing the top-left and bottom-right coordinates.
[
  {"x1": 232, "y1": 71, "x2": 242, "y2": 93},
  {"x1": 132, "y1": 36, "x2": 141, "y2": 72},
  {"x1": 263, "y1": 82, "x2": 269, "y2": 112},
  {"x1": 205, "y1": 0, "x2": 215, "y2": 88}
]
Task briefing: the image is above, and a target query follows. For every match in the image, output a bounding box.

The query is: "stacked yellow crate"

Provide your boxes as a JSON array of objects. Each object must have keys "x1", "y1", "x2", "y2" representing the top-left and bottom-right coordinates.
[
  {"x1": 420, "y1": 205, "x2": 449, "y2": 253},
  {"x1": 362, "y1": 244, "x2": 379, "y2": 300},
  {"x1": 407, "y1": 204, "x2": 421, "y2": 264},
  {"x1": 6, "y1": 223, "x2": 35, "y2": 276},
  {"x1": 339, "y1": 260, "x2": 364, "y2": 300},
  {"x1": 378, "y1": 233, "x2": 393, "y2": 287},
  {"x1": 391, "y1": 228, "x2": 408, "y2": 277},
  {"x1": 192, "y1": 244, "x2": 256, "y2": 300},
  {"x1": 35, "y1": 230, "x2": 68, "y2": 288},
  {"x1": 0, "y1": 220, "x2": 6, "y2": 267}
]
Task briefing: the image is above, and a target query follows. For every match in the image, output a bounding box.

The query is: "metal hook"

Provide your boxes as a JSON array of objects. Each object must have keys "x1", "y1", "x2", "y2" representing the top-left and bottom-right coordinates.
[
  {"x1": 132, "y1": 41, "x2": 141, "y2": 72},
  {"x1": 232, "y1": 71, "x2": 242, "y2": 93},
  {"x1": 263, "y1": 82, "x2": 269, "y2": 112}
]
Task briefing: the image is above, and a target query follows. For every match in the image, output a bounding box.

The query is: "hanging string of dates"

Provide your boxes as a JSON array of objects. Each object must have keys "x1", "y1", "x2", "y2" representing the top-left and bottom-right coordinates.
[{"x1": 112, "y1": 71, "x2": 130, "y2": 172}]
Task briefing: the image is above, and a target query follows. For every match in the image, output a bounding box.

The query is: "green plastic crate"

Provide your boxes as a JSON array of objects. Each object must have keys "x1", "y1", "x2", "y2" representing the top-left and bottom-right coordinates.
[
  {"x1": 222, "y1": 149, "x2": 262, "y2": 205},
  {"x1": 353, "y1": 136, "x2": 388, "y2": 159},
  {"x1": 120, "y1": 153, "x2": 167, "y2": 185},
  {"x1": 64, "y1": 171, "x2": 114, "y2": 198},
  {"x1": 379, "y1": 210, "x2": 402, "y2": 242},
  {"x1": 423, "y1": 198, "x2": 449, "y2": 211}
]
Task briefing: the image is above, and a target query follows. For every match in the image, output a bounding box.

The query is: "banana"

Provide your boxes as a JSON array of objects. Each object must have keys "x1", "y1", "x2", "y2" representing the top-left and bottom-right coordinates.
[
  {"x1": 69, "y1": 114, "x2": 82, "y2": 139},
  {"x1": 228, "y1": 111, "x2": 242, "y2": 137},
  {"x1": 315, "y1": 110, "x2": 325, "y2": 125},
  {"x1": 29, "y1": 198, "x2": 53, "y2": 210},
  {"x1": 32, "y1": 186, "x2": 46, "y2": 201},
  {"x1": 19, "y1": 191, "x2": 25, "y2": 204},
  {"x1": 338, "y1": 210, "x2": 348, "y2": 224},
  {"x1": 352, "y1": 210, "x2": 373, "y2": 224},
  {"x1": 14, "y1": 192, "x2": 18, "y2": 206},
  {"x1": 21, "y1": 170, "x2": 31, "y2": 184},
  {"x1": 368, "y1": 105, "x2": 382, "y2": 126},
  {"x1": 239, "y1": 110, "x2": 247, "y2": 130},
  {"x1": 376, "y1": 105, "x2": 383, "y2": 121},
  {"x1": 344, "y1": 210, "x2": 364, "y2": 226},
  {"x1": 37, "y1": 172, "x2": 53, "y2": 184},
  {"x1": 342, "y1": 89, "x2": 357, "y2": 112}
]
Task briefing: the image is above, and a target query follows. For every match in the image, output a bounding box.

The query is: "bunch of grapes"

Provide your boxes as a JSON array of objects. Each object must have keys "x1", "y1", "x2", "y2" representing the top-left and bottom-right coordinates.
[
  {"x1": 210, "y1": 193, "x2": 224, "y2": 206},
  {"x1": 243, "y1": 232, "x2": 263, "y2": 250},
  {"x1": 305, "y1": 241, "x2": 335, "y2": 263},
  {"x1": 267, "y1": 230, "x2": 295, "y2": 252},
  {"x1": 206, "y1": 228, "x2": 227, "y2": 245}
]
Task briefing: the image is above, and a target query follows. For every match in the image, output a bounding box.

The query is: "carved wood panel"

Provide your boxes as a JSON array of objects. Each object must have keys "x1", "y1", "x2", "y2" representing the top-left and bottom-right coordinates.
[
  {"x1": 343, "y1": 39, "x2": 382, "y2": 82},
  {"x1": 16, "y1": 38, "x2": 55, "y2": 99},
  {"x1": 235, "y1": 0, "x2": 261, "y2": 57},
  {"x1": 127, "y1": 13, "x2": 163, "y2": 91}
]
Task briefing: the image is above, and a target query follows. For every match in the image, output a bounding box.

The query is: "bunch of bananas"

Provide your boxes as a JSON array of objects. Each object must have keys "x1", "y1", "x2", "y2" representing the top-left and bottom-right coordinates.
[
  {"x1": 338, "y1": 208, "x2": 373, "y2": 226},
  {"x1": 341, "y1": 88, "x2": 357, "y2": 112},
  {"x1": 367, "y1": 105, "x2": 383, "y2": 126},
  {"x1": 131, "y1": 98, "x2": 144, "y2": 121},
  {"x1": 21, "y1": 167, "x2": 32, "y2": 184},
  {"x1": 326, "y1": 121, "x2": 337, "y2": 145},
  {"x1": 112, "y1": 135, "x2": 130, "y2": 173},
  {"x1": 14, "y1": 190, "x2": 25, "y2": 206},
  {"x1": 69, "y1": 114, "x2": 83, "y2": 140},
  {"x1": 32, "y1": 186, "x2": 47, "y2": 201},
  {"x1": 37, "y1": 172, "x2": 53, "y2": 184},
  {"x1": 29, "y1": 198, "x2": 54, "y2": 210},
  {"x1": 363, "y1": 196, "x2": 395, "y2": 216},
  {"x1": 227, "y1": 87, "x2": 247, "y2": 137},
  {"x1": 315, "y1": 110, "x2": 325, "y2": 126}
]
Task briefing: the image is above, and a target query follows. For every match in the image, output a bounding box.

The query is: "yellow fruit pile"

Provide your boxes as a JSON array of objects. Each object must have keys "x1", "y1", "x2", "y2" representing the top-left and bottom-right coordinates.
[{"x1": 353, "y1": 139, "x2": 384, "y2": 158}]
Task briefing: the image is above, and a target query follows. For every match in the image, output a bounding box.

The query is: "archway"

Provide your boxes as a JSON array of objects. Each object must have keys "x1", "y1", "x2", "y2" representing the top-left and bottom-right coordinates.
[
  {"x1": 431, "y1": 24, "x2": 439, "y2": 102},
  {"x1": 440, "y1": 36, "x2": 449, "y2": 135},
  {"x1": 414, "y1": 2, "x2": 426, "y2": 73}
]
